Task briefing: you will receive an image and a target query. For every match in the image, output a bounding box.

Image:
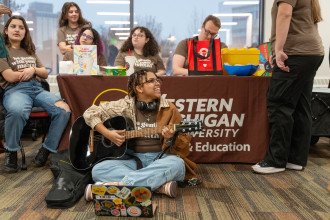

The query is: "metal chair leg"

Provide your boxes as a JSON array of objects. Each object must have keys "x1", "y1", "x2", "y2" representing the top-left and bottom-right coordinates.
[{"x1": 20, "y1": 141, "x2": 27, "y2": 170}]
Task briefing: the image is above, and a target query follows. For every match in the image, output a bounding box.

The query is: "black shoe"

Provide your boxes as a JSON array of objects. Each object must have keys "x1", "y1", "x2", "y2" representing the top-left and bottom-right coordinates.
[
  {"x1": 4, "y1": 150, "x2": 18, "y2": 173},
  {"x1": 34, "y1": 147, "x2": 50, "y2": 167}
]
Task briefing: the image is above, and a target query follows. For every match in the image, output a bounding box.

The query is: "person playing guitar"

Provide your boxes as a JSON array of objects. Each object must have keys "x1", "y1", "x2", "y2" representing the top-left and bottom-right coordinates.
[{"x1": 83, "y1": 70, "x2": 198, "y2": 200}]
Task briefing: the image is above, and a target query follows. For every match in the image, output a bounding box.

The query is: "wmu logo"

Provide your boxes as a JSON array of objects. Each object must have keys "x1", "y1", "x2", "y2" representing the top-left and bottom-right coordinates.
[{"x1": 92, "y1": 88, "x2": 128, "y2": 105}]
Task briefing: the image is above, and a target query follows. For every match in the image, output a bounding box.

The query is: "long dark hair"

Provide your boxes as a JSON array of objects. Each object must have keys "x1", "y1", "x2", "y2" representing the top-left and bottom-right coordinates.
[
  {"x1": 3, "y1": 15, "x2": 35, "y2": 55},
  {"x1": 311, "y1": 0, "x2": 322, "y2": 23},
  {"x1": 58, "y1": 2, "x2": 89, "y2": 27},
  {"x1": 74, "y1": 26, "x2": 105, "y2": 57},
  {"x1": 120, "y1": 26, "x2": 160, "y2": 57}
]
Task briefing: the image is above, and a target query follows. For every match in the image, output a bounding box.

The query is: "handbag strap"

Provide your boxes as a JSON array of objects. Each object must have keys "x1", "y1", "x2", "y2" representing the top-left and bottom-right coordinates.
[
  {"x1": 193, "y1": 36, "x2": 214, "y2": 59},
  {"x1": 211, "y1": 38, "x2": 217, "y2": 71}
]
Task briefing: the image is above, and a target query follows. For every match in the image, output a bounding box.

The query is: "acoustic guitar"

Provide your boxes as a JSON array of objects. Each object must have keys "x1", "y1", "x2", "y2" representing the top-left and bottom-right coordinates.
[{"x1": 69, "y1": 116, "x2": 202, "y2": 171}]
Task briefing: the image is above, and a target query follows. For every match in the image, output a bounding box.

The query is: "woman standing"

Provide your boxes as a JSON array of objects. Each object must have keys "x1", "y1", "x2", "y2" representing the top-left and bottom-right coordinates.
[
  {"x1": 0, "y1": 16, "x2": 71, "y2": 173},
  {"x1": 57, "y1": 2, "x2": 90, "y2": 55},
  {"x1": 63, "y1": 26, "x2": 107, "y2": 67},
  {"x1": 253, "y1": 0, "x2": 324, "y2": 174},
  {"x1": 114, "y1": 26, "x2": 165, "y2": 76}
]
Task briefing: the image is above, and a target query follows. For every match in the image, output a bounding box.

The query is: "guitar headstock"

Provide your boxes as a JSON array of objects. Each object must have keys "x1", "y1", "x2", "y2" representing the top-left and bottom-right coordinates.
[{"x1": 175, "y1": 120, "x2": 203, "y2": 133}]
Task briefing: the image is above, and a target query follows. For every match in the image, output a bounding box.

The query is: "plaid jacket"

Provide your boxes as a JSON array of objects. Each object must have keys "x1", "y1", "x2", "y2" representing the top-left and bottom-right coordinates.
[{"x1": 83, "y1": 95, "x2": 197, "y2": 180}]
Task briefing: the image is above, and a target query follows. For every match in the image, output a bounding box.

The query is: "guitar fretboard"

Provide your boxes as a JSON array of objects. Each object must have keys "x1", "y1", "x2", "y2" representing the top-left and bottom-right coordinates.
[{"x1": 125, "y1": 125, "x2": 175, "y2": 139}]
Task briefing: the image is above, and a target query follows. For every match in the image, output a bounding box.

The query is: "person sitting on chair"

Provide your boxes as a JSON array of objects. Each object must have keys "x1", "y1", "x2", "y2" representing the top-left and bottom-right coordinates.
[
  {"x1": 63, "y1": 25, "x2": 107, "y2": 67},
  {"x1": 83, "y1": 69, "x2": 198, "y2": 199},
  {"x1": 172, "y1": 15, "x2": 228, "y2": 76},
  {"x1": 0, "y1": 16, "x2": 71, "y2": 172},
  {"x1": 114, "y1": 26, "x2": 165, "y2": 76}
]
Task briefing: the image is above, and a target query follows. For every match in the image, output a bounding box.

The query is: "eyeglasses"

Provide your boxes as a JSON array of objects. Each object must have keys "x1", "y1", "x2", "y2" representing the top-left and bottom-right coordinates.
[
  {"x1": 142, "y1": 77, "x2": 163, "y2": 85},
  {"x1": 203, "y1": 27, "x2": 218, "y2": 38},
  {"x1": 81, "y1": 32, "x2": 94, "y2": 41},
  {"x1": 132, "y1": 33, "x2": 145, "y2": 38}
]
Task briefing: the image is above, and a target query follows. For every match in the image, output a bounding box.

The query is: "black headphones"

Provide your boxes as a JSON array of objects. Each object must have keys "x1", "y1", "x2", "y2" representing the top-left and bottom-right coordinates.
[{"x1": 136, "y1": 100, "x2": 158, "y2": 111}]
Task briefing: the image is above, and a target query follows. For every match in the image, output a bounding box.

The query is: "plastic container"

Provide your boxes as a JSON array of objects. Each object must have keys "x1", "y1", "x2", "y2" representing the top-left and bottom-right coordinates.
[
  {"x1": 221, "y1": 48, "x2": 260, "y2": 65},
  {"x1": 224, "y1": 64, "x2": 259, "y2": 76},
  {"x1": 102, "y1": 66, "x2": 126, "y2": 76}
]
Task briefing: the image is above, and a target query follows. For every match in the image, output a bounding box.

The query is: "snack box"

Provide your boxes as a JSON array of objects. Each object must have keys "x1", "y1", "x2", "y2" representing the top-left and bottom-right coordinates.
[{"x1": 101, "y1": 66, "x2": 126, "y2": 76}]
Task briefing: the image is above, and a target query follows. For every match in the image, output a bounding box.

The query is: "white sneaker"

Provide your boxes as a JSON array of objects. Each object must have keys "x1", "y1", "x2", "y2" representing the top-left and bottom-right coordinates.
[
  {"x1": 252, "y1": 161, "x2": 285, "y2": 174},
  {"x1": 155, "y1": 181, "x2": 178, "y2": 198},
  {"x1": 84, "y1": 184, "x2": 93, "y2": 202},
  {"x1": 286, "y1": 163, "x2": 303, "y2": 171}
]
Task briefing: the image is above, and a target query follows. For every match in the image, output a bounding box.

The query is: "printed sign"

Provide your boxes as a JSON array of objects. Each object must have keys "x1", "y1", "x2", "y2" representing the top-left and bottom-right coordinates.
[{"x1": 74, "y1": 45, "x2": 98, "y2": 75}]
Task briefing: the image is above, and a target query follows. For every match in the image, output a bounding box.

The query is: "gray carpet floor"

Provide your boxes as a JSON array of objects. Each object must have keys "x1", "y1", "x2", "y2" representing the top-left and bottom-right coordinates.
[{"x1": 0, "y1": 137, "x2": 329, "y2": 220}]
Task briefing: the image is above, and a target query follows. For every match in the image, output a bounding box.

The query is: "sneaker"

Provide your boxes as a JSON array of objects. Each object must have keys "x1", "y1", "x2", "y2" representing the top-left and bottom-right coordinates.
[
  {"x1": 84, "y1": 184, "x2": 93, "y2": 202},
  {"x1": 252, "y1": 161, "x2": 285, "y2": 174},
  {"x1": 178, "y1": 178, "x2": 202, "y2": 188},
  {"x1": 286, "y1": 163, "x2": 304, "y2": 171},
  {"x1": 84, "y1": 182, "x2": 123, "y2": 202},
  {"x1": 34, "y1": 147, "x2": 50, "y2": 167},
  {"x1": 156, "y1": 181, "x2": 178, "y2": 198},
  {"x1": 4, "y1": 150, "x2": 18, "y2": 173}
]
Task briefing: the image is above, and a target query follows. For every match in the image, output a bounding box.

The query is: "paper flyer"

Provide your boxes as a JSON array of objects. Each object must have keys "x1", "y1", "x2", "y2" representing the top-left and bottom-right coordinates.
[{"x1": 73, "y1": 45, "x2": 98, "y2": 75}]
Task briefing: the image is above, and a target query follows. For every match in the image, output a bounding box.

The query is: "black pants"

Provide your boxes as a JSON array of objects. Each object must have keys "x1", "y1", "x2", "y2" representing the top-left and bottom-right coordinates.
[{"x1": 264, "y1": 55, "x2": 324, "y2": 167}]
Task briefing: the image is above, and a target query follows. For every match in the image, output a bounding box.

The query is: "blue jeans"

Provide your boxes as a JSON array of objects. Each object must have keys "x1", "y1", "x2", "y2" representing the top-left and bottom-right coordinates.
[
  {"x1": 3, "y1": 80, "x2": 70, "y2": 152},
  {"x1": 92, "y1": 151, "x2": 186, "y2": 191}
]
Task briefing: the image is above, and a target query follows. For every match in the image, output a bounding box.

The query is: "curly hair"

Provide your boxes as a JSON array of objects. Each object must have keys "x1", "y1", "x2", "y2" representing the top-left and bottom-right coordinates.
[
  {"x1": 120, "y1": 26, "x2": 160, "y2": 57},
  {"x1": 58, "y1": 2, "x2": 90, "y2": 27},
  {"x1": 74, "y1": 26, "x2": 105, "y2": 57},
  {"x1": 127, "y1": 70, "x2": 158, "y2": 98},
  {"x1": 3, "y1": 15, "x2": 36, "y2": 55}
]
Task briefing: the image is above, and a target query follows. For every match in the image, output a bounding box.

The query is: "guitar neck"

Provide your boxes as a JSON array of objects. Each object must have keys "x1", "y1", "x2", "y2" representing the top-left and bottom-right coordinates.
[{"x1": 125, "y1": 127, "x2": 166, "y2": 139}]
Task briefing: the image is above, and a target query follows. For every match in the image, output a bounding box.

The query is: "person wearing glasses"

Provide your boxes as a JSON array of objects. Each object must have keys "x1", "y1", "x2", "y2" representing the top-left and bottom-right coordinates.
[
  {"x1": 63, "y1": 26, "x2": 107, "y2": 67},
  {"x1": 83, "y1": 70, "x2": 197, "y2": 200},
  {"x1": 0, "y1": 16, "x2": 71, "y2": 172},
  {"x1": 57, "y1": 2, "x2": 90, "y2": 55},
  {"x1": 114, "y1": 26, "x2": 165, "y2": 76},
  {"x1": 172, "y1": 15, "x2": 228, "y2": 76}
]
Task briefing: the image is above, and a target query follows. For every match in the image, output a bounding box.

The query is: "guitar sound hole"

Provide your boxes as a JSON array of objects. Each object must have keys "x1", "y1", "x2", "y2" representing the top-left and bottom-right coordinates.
[{"x1": 102, "y1": 136, "x2": 114, "y2": 148}]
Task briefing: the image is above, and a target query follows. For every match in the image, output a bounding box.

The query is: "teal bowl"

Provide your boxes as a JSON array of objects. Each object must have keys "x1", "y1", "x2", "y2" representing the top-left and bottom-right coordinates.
[{"x1": 224, "y1": 64, "x2": 259, "y2": 76}]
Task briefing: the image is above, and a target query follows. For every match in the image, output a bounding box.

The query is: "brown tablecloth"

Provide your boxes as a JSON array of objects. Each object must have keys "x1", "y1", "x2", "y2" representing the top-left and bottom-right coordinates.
[{"x1": 57, "y1": 75, "x2": 270, "y2": 164}]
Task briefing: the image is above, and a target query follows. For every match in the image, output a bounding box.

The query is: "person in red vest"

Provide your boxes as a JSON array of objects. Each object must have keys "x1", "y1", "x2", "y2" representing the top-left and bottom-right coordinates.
[{"x1": 172, "y1": 15, "x2": 228, "y2": 76}]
